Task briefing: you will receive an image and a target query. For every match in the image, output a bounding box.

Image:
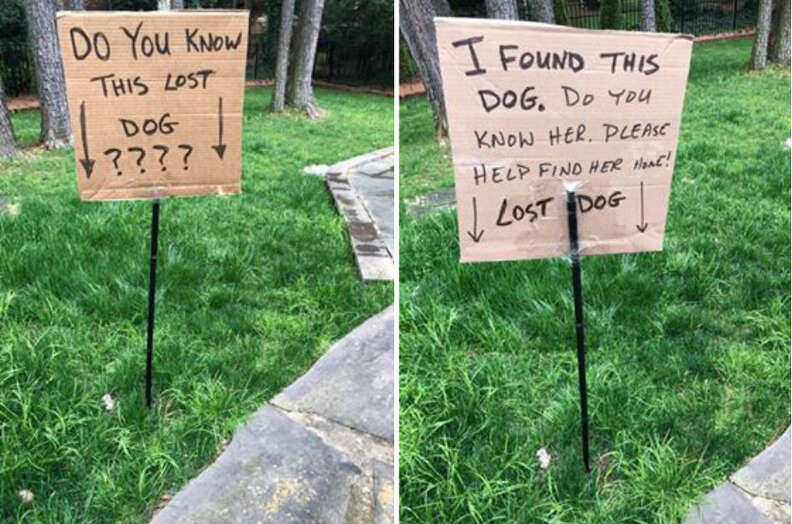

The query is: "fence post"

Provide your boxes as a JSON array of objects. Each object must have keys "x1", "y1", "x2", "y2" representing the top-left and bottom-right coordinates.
[
  {"x1": 732, "y1": 0, "x2": 738, "y2": 29},
  {"x1": 254, "y1": 43, "x2": 259, "y2": 81}
]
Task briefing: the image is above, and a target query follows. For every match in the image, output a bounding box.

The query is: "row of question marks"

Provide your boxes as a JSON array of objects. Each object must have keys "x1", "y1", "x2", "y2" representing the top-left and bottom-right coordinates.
[{"x1": 103, "y1": 145, "x2": 194, "y2": 175}]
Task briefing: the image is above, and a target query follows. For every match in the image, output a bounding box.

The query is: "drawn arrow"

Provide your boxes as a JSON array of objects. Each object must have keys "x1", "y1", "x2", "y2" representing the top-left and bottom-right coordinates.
[
  {"x1": 467, "y1": 197, "x2": 484, "y2": 243},
  {"x1": 211, "y1": 96, "x2": 226, "y2": 159},
  {"x1": 79, "y1": 101, "x2": 95, "y2": 178},
  {"x1": 636, "y1": 181, "x2": 648, "y2": 232}
]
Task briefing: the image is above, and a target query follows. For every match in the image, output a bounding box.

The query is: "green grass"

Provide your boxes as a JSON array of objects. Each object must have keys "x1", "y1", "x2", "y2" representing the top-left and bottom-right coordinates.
[
  {"x1": 0, "y1": 87, "x2": 393, "y2": 522},
  {"x1": 399, "y1": 38, "x2": 790, "y2": 522}
]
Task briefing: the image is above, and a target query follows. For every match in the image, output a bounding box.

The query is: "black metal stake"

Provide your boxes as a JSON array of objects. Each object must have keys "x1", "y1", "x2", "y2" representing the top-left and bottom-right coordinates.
[
  {"x1": 566, "y1": 190, "x2": 590, "y2": 472},
  {"x1": 145, "y1": 199, "x2": 161, "y2": 408}
]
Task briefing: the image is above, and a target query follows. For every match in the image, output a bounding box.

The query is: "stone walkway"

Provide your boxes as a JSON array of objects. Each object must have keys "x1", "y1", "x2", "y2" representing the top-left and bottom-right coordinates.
[
  {"x1": 325, "y1": 148, "x2": 394, "y2": 281},
  {"x1": 683, "y1": 427, "x2": 790, "y2": 523},
  {"x1": 151, "y1": 306, "x2": 394, "y2": 524}
]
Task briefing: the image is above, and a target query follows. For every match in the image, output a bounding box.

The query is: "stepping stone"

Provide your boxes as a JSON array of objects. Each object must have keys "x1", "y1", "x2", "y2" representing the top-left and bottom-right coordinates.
[
  {"x1": 406, "y1": 188, "x2": 456, "y2": 217},
  {"x1": 731, "y1": 427, "x2": 791, "y2": 503},
  {"x1": 273, "y1": 306, "x2": 394, "y2": 441},
  {"x1": 303, "y1": 164, "x2": 329, "y2": 176},
  {"x1": 151, "y1": 405, "x2": 370, "y2": 524},
  {"x1": 683, "y1": 482, "x2": 773, "y2": 524}
]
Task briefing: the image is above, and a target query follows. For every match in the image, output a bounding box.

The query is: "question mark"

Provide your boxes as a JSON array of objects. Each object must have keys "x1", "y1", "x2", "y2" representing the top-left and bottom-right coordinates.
[
  {"x1": 153, "y1": 145, "x2": 169, "y2": 172},
  {"x1": 178, "y1": 144, "x2": 193, "y2": 171},
  {"x1": 127, "y1": 147, "x2": 146, "y2": 173},
  {"x1": 104, "y1": 148, "x2": 122, "y2": 176}
]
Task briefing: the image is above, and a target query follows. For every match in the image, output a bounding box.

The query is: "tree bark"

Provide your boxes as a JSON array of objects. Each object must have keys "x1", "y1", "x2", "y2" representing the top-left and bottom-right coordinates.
[
  {"x1": 272, "y1": 0, "x2": 296, "y2": 112},
  {"x1": 0, "y1": 77, "x2": 17, "y2": 158},
  {"x1": 171, "y1": 0, "x2": 184, "y2": 8},
  {"x1": 529, "y1": 0, "x2": 555, "y2": 23},
  {"x1": 286, "y1": 0, "x2": 325, "y2": 118},
  {"x1": 399, "y1": 0, "x2": 452, "y2": 137},
  {"x1": 769, "y1": 0, "x2": 790, "y2": 64},
  {"x1": 157, "y1": 0, "x2": 170, "y2": 10},
  {"x1": 26, "y1": 0, "x2": 72, "y2": 149},
  {"x1": 486, "y1": 0, "x2": 519, "y2": 19},
  {"x1": 750, "y1": 0, "x2": 774, "y2": 69},
  {"x1": 640, "y1": 0, "x2": 657, "y2": 30}
]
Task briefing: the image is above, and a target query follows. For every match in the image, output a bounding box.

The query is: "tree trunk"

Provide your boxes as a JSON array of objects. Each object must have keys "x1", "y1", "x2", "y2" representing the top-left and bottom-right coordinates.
[
  {"x1": 486, "y1": 0, "x2": 519, "y2": 19},
  {"x1": 66, "y1": 0, "x2": 85, "y2": 9},
  {"x1": 529, "y1": 0, "x2": 555, "y2": 23},
  {"x1": 157, "y1": 0, "x2": 170, "y2": 10},
  {"x1": 272, "y1": 0, "x2": 296, "y2": 112},
  {"x1": 286, "y1": 0, "x2": 325, "y2": 118},
  {"x1": 0, "y1": 77, "x2": 17, "y2": 158},
  {"x1": 25, "y1": 0, "x2": 72, "y2": 149},
  {"x1": 750, "y1": 0, "x2": 774, "y2": 69},
  {"x1": 399, "y1": 0, "x2": 452, "y2": 138},
  {"x1": 769, "y1": 0, "x2": 790, "y2": 64},
  {"x1": 171, "y1": 0, "x2": 184, "y2": 8},
  {"x1": 640, "y1": 0, "x2": 657, "y2": 30}
]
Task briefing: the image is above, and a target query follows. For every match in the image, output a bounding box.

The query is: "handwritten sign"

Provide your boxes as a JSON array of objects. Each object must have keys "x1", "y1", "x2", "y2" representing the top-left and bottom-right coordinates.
[
  {"x1": 436, "y1": 18, "x2": 692, "y2": 262},
  {"x1": 57, "y1": 11, "x2": 249, "y2": 201}
]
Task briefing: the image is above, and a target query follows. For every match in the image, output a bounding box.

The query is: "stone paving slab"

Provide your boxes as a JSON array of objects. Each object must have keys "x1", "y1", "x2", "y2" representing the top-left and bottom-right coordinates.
[
  {"x1": 273, "y1": 306, "x2": 394, "y2": 441},
  {"x1": 731, "y1": 428, "x2": 791, "y2": 503},
  {"x1": 348, "y1": 164, "x2": 394, "y2": 256},
  {"x1": 152, "y1": 306, "x2": 395, "y2": 524},
  {"x1": 151, "y1": 405, "x2": 367, "y2": 524},
  {"x1": 684, "y1": 483, "x2": 773, "y2": 524},
  {"x1": 684, "y1": 426, "x2": 791, "y2": 524}
]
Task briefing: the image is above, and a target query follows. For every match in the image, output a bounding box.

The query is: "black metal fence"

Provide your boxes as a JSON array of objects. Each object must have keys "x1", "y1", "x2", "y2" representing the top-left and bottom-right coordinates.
[
  {"x1": 246, "y1": 39, "x2": 394, "y2": 88},
  {"x1": 566, "y1": 0, "x2": 758, "y2": 34}
]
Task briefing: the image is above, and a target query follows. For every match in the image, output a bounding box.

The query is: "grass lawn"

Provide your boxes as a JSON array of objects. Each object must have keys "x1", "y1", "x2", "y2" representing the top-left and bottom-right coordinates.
[
  {"x1": 399, "y1": 38, "x2": 790, "y2": 522},
  {"x1": 0, "y1": 87, "x2": 393, "y2": 522}
]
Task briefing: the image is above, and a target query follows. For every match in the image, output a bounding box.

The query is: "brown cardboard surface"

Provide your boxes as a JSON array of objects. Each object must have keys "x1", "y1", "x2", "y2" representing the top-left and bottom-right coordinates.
[
  {"x1": 57, "y1": 10, "x2": 249, "y2": 201},
  {"x1": 435, "y1": 18, "x2": 692, "y2": 262}
]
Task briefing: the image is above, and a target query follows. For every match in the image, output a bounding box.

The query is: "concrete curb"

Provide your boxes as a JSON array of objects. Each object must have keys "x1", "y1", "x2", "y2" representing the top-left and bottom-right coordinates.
[{"x1": 325, "y1": 149, "x2": 394, "y2": 282}]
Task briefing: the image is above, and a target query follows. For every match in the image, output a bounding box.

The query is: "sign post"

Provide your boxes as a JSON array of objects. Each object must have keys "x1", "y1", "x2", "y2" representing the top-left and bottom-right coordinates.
[
  {"x1": 57, "y1": 10, "x2": 249, "y2": 406},
  {"x1": 566, "y1": 190, "x2": 589, "y2": 472},
  {"x1": 436, "y1": 18, "x2": 693, "y2": 469}
]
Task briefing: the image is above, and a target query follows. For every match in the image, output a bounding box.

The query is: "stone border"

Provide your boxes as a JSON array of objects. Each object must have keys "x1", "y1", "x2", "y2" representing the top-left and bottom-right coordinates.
[{"x1": 325, "y1": 148, "x2": 394, "y2": 282}]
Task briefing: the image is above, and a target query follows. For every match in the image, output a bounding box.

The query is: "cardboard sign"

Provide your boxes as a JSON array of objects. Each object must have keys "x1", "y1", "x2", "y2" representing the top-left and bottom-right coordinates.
[
  {"x1": 435, "y1": 18, "x2": 692, "y2": 263},
  {"x1": 57, "y1": 11, "x2": 249, "y2": 201}
]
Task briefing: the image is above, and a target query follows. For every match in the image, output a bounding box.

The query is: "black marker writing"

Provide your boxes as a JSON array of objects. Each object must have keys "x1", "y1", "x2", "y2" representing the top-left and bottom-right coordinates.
[{"x1": 451, "y1": 36, "x2": 486, "y2": 76}]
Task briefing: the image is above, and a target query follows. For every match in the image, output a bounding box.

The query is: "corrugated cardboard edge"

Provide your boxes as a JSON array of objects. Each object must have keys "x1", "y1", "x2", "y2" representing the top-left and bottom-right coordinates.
[{"x1": 434, "y1": 16, "x2": 694, "y2": 41}]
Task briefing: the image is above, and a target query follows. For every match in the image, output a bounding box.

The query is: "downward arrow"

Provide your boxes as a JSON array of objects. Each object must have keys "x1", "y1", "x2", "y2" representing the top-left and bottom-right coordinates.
[
  {"x1": 211, "y1": 96, "x2": 226, "y2": 159},
  {"x1": 467, "y1": 197, "x2": 484, "y2": 243},
  {"x1": 79, "y1": 101, "x2": 95, "y2": 178},
  {"x1": 636, "y1": 181, "x2": 648, "y2": 232}
]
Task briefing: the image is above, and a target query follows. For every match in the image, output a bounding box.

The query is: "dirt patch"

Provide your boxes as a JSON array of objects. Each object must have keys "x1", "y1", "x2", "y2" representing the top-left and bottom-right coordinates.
[
  {"x1": 6, "y1": 96, "x2": 39, "y2": 112},
  {"x1": 246, "y1": 79, "x2": 392, "y2": 97},
  {"x1": 694, "y1": 27, "x2": 756, "y2": 43}
]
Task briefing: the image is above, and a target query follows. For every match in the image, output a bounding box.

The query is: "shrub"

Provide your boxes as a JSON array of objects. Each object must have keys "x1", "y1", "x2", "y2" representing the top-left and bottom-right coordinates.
[
  {"x1": 655, "y1": 0, "x2": 673, "y2": 32},
  {"x1": 600, "y1": 0, "x2": 623, "y2": 28},
  {"x1": 553, "y1": 0, "x2": 570, "y2": 25}
]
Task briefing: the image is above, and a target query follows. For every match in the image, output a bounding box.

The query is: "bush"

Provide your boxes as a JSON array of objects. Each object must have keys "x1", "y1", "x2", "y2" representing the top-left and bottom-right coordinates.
[
  {"x1": 553, "y1": 0, "x2": 570, "y2": 25},
  {"x1": 0, "y1": 0, "x2": 33, "y2": 96},
  {"x1": 600, "y1": 0, "x2": 623, "y2": 28},
  {"x1": 399, "y1": 37, "x2": 419, "y2": 82},
  {"x1": 655, "y1": 0, "x2": 673, "y2": 31}
]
